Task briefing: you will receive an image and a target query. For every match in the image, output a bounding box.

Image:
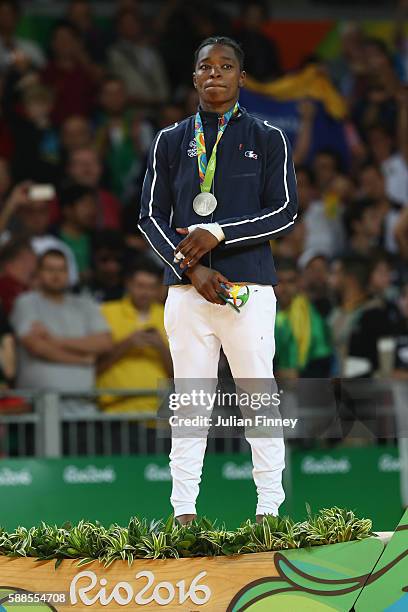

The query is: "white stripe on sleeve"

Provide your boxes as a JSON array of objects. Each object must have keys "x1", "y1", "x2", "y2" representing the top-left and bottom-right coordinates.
[{"x1": 149, "y1": 123, "x2": 179, "y2": 250}]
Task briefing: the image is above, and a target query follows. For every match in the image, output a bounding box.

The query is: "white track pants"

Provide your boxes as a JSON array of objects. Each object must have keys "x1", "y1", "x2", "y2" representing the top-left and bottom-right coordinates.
[{"x1": 164, "y1": 285, "x2": 285, "y2": 517}]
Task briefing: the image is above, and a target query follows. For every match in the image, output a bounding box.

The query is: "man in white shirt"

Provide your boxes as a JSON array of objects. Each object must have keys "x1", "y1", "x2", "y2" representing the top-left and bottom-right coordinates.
[
  {"x1": 0, "y1": 0, "x2": 45, "y2": 73},
  {"x1": 11, "y1": 249, "x2": 112, "y2": 414},
  {"x1": 107, "y1": 9, "x2": 169, "y2": 106},
  {"x1": 367, "y1": 125, "x2": 408, "y2": 207}
]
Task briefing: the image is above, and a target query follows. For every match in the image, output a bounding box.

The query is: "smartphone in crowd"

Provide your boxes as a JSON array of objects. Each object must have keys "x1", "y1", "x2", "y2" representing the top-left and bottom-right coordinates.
[{"x1": 28, "y1": 184, "x2": 56, "y2": 202}]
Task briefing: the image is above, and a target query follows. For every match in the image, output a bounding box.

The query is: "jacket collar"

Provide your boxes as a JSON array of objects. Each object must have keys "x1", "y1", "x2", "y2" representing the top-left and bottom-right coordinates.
[{"x1": 197, "y1": 104, "x2": 246, "y2": 122}]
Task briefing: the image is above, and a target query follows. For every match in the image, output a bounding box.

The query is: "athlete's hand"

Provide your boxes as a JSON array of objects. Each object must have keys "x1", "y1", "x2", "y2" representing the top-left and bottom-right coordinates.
[
  {"x1": 175, "y1": 228, "x2": 219, "y2": 269},
  {"x1": 185, "y1": 264, "x2": 232, "y2": 305}
]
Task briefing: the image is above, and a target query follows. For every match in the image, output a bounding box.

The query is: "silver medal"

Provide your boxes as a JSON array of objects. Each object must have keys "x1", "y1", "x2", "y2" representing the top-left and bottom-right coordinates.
[{"x1": 193, "y1": 192, "x2": 218, "y2": 216}]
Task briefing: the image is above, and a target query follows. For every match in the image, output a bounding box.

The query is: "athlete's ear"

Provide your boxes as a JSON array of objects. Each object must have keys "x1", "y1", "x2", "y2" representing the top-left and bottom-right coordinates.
[
  {"x1": 239, "y1": 70, "x2": 246, "y2": 88},
  {"x1": 193, "y1": 72, "x2": 197, "y2": 88}
]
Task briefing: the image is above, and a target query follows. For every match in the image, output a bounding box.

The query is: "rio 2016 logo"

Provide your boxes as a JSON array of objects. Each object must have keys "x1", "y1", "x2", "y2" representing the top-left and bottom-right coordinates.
[{"x1": 70, "y1": 570, "x2": 211, "y2": 606}]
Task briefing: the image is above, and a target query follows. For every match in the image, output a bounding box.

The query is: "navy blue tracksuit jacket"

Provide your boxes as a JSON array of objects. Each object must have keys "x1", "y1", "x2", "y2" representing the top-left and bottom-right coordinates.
[{"x1": 138, "y1": 106, "x2": 298, "y2": 285}]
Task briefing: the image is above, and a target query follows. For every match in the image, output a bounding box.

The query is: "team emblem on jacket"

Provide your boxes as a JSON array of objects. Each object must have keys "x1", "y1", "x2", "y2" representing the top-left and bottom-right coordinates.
[
  {"x1": 245, "y1": 150, "x2": 258, "y2": 159},
  {"x1": 187, "y1": 140, "x2": 198, "y2": 157}
]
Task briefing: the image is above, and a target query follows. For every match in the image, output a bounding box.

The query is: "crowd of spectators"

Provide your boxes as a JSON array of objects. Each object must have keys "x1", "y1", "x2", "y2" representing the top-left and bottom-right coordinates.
[{"x1": 0, "y1": 0, "x2": 407, "y2": 421}]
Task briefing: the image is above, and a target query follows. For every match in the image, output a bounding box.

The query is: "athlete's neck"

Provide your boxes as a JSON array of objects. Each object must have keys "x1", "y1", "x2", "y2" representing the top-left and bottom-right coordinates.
[{"x1": 199, "y1": 99, "x2": 238, "y2": 116}]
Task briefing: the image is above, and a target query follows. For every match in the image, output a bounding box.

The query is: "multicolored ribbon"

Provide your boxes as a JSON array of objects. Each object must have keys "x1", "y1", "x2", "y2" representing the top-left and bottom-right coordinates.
[{"x1": 195, "y1": 102, "x2": 240, "y2": 193}]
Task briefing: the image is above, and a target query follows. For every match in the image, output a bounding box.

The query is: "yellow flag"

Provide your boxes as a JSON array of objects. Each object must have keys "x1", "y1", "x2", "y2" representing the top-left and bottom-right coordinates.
[{"x1": 245, "y1": 65, "x2": 347, "y2": 120}]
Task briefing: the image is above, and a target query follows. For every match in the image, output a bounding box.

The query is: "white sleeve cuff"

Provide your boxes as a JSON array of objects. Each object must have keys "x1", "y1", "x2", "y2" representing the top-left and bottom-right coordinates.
[{"x1": 187, "y1": 223, "x2": 225, "y2": 242}]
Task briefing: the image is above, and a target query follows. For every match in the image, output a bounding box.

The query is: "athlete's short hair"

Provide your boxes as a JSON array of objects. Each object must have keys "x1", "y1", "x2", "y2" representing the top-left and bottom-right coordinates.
[{"x1": 194, "y1": 36, "x2": 245, "y2": 71}]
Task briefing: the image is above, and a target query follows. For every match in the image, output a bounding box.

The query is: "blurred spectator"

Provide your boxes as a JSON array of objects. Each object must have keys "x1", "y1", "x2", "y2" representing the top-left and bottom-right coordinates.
[
  {"x1": 0, "y1": 181, "x2": 78, "y2": 285},
  {"x1": 359, "y1": 162, "x2": 402, "y2": 254},
  {"x1": 313, "y1": 149, "x2": 342, "y2": 194},
  {"x1": 154, "y1": 1, "x2": 224, "y2": 90},
  {"x1": 9, "y1": 84, "x2": 59, "y2": 182},
  {"x1": 83, "y1": 230, "x2": 125, "y2": 303},
  {"x1": 397, "y1": 84, "x2": 408, "y2": 184},
  {"x1": 274, "y1": 311, "x2": 298, "y2": 379},
  {"x1": 60, "y1": 115, "x2": 93, "y2": 159},
  {"x1": 184, "y1": 86, "x2": 200, "y2": 116},
  {"x1": 0, "y1": 77, "x2": 14, "y2": 159},
  {"x1": 156, "y1": 103, "x2": 184, "y2": 130},
  {"x1": 108, "y1": 9, "x2": 169, "y2": 107},
  {"x1": 58, "y1": 183, "x2": 97, "y2": 282},
  {"x1": 327, "y1": 22, "x2": 366, "y2": 101},
  {"x1": 366, "y1": 124, "x2": 408, "y2": 206},
  {"x1": 95, "y1": 76, "x2": 133, "y2": 198},
  {"x1": 97, "y1": 257, "x2": 171, "y2": 413},
  {"x1": 352, "y1": 38, "x2": 400, "y2": 137},
  {"x1": 363, "y1": 38, "x2": 400, "y2": 97},
  {"x1": 395, "y1": 206, "x2": 408, "y2": 264},
  {"x1": 10, "y1": 249, "x2": 112, "y2": 414},
  {"x1": 274, "y1": 222, "x2": 305, "y2": 261},
  {"x1": 0, "y1": 0, "x2": 45, "y2": 73},
  {"x1": 94, "y1": 76, "x2": 152, "y2": 199},
  {"x1": 0, "y1": 302, "x2": 24, "y2": 416},
  {"x1": 234, "y1": 1, "x2": 281, "y2": 81},
  {"x1": 274, "y1": 258, "x2": 333, "y2": 378},
  {"x1": 117, "y1": 0, "x2": 143, "y2": 14},
  {"x1": 298, "y1": 252, "x2": 332, "y2": 318},
  {"x1": 293, "y1": 100, "x2": 316, "y2": 167},
  {"x1": 368, "y1": 250, "x2": 401, "y2": 325},
  {"x1": 394, "y1": 0, "x2": 408, "y2": 83},
  {"x1": 119, "y1": 114, "x2": 152, "y2": 205},
  {"x1": 66, "y1": 147, "x2": 121, "y2": 229},
  {"x1": 329, "y1": 255, "x2": 394, "y2": 376},
  {"x1": 42, "y1": 21, "x2": 101, "y2": 125},
  {"x1": 368, "y1": 250, "x2": 396, "y2": 300},
  {"x1": 343, "y1": 198, "x2": 384, "y2": 257},
  {"x1": 66, "y1": 0, "x2": 109, "y2": 64},
  {"x1": 297, "y1": 166, "x2": 345, "y2": 258},
  {"x1": 0, "y1": 302, "x2": 13, "y2": 377},
  {"x1": 0, "y1": 180, "x2": 29, "y2": 234},
  {"x1": 0, "y1": 237, "x2": 36, "y2": 315},
  {"x1": 0, "y1": 157, "x2": 11, "y2": 198}
]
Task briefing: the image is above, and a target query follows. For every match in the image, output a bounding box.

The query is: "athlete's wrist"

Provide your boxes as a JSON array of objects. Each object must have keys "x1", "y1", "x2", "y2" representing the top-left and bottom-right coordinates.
[
  {"x1": 188, "y1": 223, "x2": 225, "y2": 242},
  {"x1": 184, "y1": 263, "x2": 204, "y2": 280}
]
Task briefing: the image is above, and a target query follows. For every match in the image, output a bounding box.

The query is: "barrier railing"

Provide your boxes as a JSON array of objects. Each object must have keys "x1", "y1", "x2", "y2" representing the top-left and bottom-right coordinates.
[
  {"x1": 0, "y1": 379, "x2": 404, "y2": 458},
  {"x1": 0, "y1": 389, "x2": 249, "y2": 458}
]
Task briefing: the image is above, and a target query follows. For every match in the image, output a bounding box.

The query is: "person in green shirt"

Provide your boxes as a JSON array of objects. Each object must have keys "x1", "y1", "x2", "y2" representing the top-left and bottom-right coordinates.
[
  {"x1": 58, "y1": 184, "x2": 97, "y2": 282},
  {"x1": 94, "y1": 77, "x2": 152, "y2": 200},
  {"x1": 275, "y1": 310, "x2": 298, "y2": 377},
  {"x1": 274, "y1": 258, "x2": 333, "y2": 378}
]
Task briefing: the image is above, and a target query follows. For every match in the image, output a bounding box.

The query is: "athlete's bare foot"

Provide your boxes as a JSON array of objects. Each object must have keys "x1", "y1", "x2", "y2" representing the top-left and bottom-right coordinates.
[{"x1": 176, "y1": 513, "x2": 197, "y2": 525}]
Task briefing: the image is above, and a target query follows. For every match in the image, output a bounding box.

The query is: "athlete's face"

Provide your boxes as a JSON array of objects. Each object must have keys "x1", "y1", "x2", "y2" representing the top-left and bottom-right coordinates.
[{"x1": 193, "y1": 44, "x2": 245, "y2": 109}]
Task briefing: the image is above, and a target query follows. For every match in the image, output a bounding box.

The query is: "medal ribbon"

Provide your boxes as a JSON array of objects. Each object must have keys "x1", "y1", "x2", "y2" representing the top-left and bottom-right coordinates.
[{"x1": 195, "y1": 102, "x2": 239, "y2": 193}]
